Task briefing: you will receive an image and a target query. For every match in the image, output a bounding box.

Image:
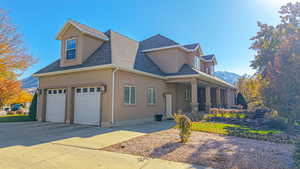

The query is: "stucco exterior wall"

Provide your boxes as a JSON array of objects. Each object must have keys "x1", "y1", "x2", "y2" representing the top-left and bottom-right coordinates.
[
  {"x1": 113, "y1": 70, "x2": 167, "y2": 125},
  {"x1": 37, "y1": 69, "x2": 113, "y2": 125},
  {"x1": 147, "y1": 48, "x2": 189, "y2": 73},
  {"x1": 110, "y1": 31, "x2": 139, "y2": 69}
]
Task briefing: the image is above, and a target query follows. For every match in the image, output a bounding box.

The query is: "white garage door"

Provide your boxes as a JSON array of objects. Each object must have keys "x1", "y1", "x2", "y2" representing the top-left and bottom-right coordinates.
[
  {"x1": 74, "y1": 87, "x2": 101, "y2": 126},
  {"x1": 46, "y1": 89, "x2": 66, "y2": 123}
]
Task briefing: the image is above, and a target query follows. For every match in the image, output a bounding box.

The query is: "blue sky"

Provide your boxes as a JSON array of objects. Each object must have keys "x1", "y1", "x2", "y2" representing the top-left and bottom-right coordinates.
[{"x1": 2, "y1": 0, "x2": 295, "y2": 78}]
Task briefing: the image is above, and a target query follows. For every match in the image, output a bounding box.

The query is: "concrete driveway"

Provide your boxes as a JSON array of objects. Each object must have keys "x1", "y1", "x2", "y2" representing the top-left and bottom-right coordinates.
[{"x1": 0, "y1": 121, "x2": 209, "y2": 169}]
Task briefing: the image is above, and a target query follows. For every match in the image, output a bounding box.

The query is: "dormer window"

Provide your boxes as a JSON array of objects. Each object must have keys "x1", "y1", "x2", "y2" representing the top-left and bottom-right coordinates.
[
  {"x1": 66, "y1": 39, "x2": 76, "y2": 60},
  {"x1": 193, "y1": 56, "x2": 200, "y2": 70}
]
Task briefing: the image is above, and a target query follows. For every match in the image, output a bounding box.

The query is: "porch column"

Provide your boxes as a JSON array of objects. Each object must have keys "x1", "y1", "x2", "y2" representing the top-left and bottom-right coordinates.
[
  {"x1": 216, "y1": 88, "x2": 221, "y2": 108},
  {"x1": 191, "y1": 79, "x2": 198, "y2": 113},
  {"x1": 205, "y1": 87, "x2": 211, "y2": 113},
  {"x1": 224, "y1": 88, "x2": 229, "y2": 108},
  {"x1": 65, "y1": 86, "x2": 74, "y2": 124}
]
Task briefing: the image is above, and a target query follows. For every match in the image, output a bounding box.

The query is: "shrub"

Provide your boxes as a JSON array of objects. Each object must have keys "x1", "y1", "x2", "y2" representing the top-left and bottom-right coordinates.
[
  {"x1": 174, "y1": 114, "x2": 192, "y2": 143},
  {"x1": 6, "y1": 111, "x2": 15, "y2": 115},
  {"x1": 236, "y1": 92, "x2": 248, "y2": 109},
  {"x1": 29, "y1": 93, "x2": 37, "y2": 120},
  {"x1": 263, "y1": 117, "x2": 287, "y2": 130},
  {"x1": 294, "y1": 140, "x2": 300, "y2": 168}
]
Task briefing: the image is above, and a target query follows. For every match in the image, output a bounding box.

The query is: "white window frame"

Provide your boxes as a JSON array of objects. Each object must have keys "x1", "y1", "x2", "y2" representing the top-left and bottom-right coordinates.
[
  {"x1": 124, "y1": 85, "x2": 136, "y2": 105},
  {"x1": 147, "y1": 87, "x2": 156, "y2": 105},
  {"x1": 184, "y1": 88, "x2": 191, "y2": 101},
  {"x1": 194, "y1": 56, "x2": 200, "y2": 70},
  {"x1": 65, "y1": 38, "x2": 76, "y2": 60}
]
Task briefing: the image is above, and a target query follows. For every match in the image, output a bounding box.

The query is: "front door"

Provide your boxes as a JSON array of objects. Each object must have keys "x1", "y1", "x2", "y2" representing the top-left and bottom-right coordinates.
[
  {"x1": 165, "y1": 94, "x2": 172, "y2": 118},
  {"x1": 197, "y1": 87, "x2": 206, "y2": 111}
]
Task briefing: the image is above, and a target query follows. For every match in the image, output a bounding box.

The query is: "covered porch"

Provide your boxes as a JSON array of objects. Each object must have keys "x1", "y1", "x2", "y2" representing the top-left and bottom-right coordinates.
[{"x1": 166, "y1": 77, "x2": 236, "y2": 114}]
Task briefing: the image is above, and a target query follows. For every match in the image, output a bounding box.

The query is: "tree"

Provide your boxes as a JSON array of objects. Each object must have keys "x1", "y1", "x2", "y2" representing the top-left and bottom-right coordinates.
[
  {"x1": 0, "y1": 78, "x2": 21, "y2": 108},
  {"x1": 7, "y1": 90, "x2": 33, "y2": 104},
  {"x1": 236, "y1": 92, "x2": 248, "y2": 109},
  {"x1": 250, "y1": 2, "x2": 300, "y2": 132},
  {"x1": 0, "y1": 8, "x2": 35, "y2": 108},
  {"x1": 0, "y1": 9, "x2": 35, "y2": 79},
  {"x1": 236, "y1": 75, "x2": 263, "y2": 108}
]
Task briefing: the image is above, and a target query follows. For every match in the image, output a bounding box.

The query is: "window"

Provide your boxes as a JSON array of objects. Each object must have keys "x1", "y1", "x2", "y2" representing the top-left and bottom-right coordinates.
[
  {"x1": 90, "y1": 88, "x2": 95, "y2": 92},
  {"x1": 58, "y1": 89, "x2": 62, "y2": 94},
  {"x1": 124, "y1": 86, "x2": 136, "y2": 104},
  {"x1": 76, "y1": 88, "x2": 81, "y2": 93},
  {"x1": 66, "y1": 39, "x2": 76, "y2": 60},
  {"x1": 53, "y1": 90, "x2": 57, "y2": 94},
  {"x1": 184, "y1": 88, "x2": 191, "y2": 101},
  {"x1": 48, "y1": 90, "x2": 52, "y2": 94},
  {"x1": 147, "y1": 88, "x2": 156, "y2": 105},
  {"x1": 194, "y1": 56, "x2": 200, "y2": 69},
  {"x1": 83, "y1": 88, "x2": 88, "y2": 93}
]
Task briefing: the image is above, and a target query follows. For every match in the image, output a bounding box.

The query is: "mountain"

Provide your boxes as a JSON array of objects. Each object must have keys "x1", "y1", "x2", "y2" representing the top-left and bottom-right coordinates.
[
  {"x1": 20, "y1": 71, "x2": 240, "y2": 89},
  {"x1": 21, "y1": 76, "x2": 38, "y2": 89},
  {"x1": 214, "y1": 71, "x2": 241, "y2": 85}
]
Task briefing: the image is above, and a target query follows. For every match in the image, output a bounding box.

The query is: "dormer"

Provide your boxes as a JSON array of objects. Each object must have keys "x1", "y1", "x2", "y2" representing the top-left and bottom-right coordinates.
[
  {"x1": 199, "y1": 54, "x2": 217, "y2": 75},
  {"x1": 56, "y1": 20, "x2": 109, "y2": 67},
  {"x1": 143, "y1": 36, "x2": 203, "y2": 74}
]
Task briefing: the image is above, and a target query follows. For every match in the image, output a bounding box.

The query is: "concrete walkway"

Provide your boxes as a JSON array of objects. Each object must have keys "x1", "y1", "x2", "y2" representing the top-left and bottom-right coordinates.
[{"x1": 0, "y1": 122, "x2": 210, "y2": 169}]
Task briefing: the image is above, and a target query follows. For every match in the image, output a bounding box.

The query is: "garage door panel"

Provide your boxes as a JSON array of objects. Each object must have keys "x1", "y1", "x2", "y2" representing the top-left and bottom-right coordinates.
[
  {"x1": 46, "y1": 89, "x2": 66, "y2": 123},
  {"x1": 74, "y1": 87, "x2": 101, "y2": 126}
]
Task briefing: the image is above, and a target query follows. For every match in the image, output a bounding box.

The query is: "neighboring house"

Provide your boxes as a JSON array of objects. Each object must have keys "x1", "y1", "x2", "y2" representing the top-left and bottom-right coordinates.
[{"x1": 34, "y1": 20, "x2": 236, "y2": 127}]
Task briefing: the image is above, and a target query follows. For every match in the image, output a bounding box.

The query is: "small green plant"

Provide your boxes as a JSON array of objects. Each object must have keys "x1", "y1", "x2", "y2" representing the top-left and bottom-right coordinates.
[
  {"x1": 174, "y1": 114, "x2": 192, "y2": 143},
  {"x1": 294, "y1": 140, "x2": 300, "y2": 168}
]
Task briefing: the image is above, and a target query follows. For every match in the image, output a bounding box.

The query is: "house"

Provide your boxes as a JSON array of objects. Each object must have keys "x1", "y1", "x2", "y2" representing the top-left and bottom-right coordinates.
[{"x1": 34, "y1": 20, "x2": 236, "y2": 127}]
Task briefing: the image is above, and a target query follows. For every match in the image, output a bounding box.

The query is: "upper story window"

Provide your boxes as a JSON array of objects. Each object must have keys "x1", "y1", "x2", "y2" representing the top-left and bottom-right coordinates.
[
  {"x1": 66, "y1": 39, "x2": 76, "y2": 60},
  {"x1": 193, "y1": 56, "x2": 201, "y2": 70},
  {"x1": 147, "y1": 88, "x2": 156, "y2": 105}
]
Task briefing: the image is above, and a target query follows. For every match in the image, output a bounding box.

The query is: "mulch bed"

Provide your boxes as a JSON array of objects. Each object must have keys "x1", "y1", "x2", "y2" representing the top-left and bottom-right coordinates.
[{"x1": 101, "y1": 129, "x2": 295, "y2": 169}]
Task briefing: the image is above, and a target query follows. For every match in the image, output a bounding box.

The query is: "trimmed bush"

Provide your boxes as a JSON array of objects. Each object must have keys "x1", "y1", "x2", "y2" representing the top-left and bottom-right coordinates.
[
  {"x1": 294, "y1": 140, "x2": 300, "y2": 168},
  {"x1": 174, "y1": 114, "x2": 192, "y2": 143},
  {"x1": 29, "y1": 93, "x2": 37, "y2": 120},
  {"x1": 263, "y1": 117, "x2": 287, "y2": 130}
]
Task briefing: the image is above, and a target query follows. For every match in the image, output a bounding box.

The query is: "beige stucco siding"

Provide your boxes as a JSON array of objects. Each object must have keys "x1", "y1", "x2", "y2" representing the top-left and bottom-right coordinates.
[
  {"x1": 81, "y1": 34, "x2": 103, "y2": 62},
  {"x1": 110, "y1": 31, "x2": 139, "y2": 69},
  {"x1": 38, "y1": 69, "x2": 113, "y2": 125},
  {"x1": 147, "y1": 48, "x2": 189, "y2": 73},
  {"x1": 114, "y1": 70, "x2": 167, "y2": 123}
]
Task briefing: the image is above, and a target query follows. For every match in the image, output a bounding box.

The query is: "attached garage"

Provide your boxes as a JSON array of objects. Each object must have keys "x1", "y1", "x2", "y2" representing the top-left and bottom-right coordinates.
[
  {"x1": 46, "y1": 89, "x2": 66, "y2": 123},
  {"x1": 74, "y1": 87, "x2": 101, "y2": 126}
]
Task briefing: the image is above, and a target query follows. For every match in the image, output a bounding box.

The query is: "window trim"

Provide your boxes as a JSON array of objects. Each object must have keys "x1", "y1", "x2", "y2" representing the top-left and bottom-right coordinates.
[
  {"x1": 194, "y1": 56, "x2": 201, "y2": 70},
  {"x1": 65, "y1": 38, "x2": 76, "y2": 60},
  {"x1": 124, "y1": 85, "x2": 136, "y2": 105},
  {"x1": 147, "y1": 87, "x2": 156, "y2": 105},
  {"x1": 184, "y1": 88, "x2": 191, "y2": 101}
]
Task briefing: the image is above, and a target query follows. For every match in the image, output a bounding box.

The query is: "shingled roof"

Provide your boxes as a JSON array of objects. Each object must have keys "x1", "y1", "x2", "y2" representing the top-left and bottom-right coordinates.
[
  {"x1": 165, "y1": 64, "x2": 198, "y2": 76},
  {"x1": 202, "y1": 54, "x2": 215, "y2": 60},
  {"x1": 182, "y1": 43, "x2": 199, "y2": 50},
  {"x1": 35, "y1": 31, "x2": 204, "y2": 77}
]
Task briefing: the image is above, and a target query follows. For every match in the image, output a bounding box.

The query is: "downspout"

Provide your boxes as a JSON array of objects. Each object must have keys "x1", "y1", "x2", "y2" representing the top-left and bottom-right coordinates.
[{"x1": 111, "y1": 67, "x2": 119, "y2": 125}]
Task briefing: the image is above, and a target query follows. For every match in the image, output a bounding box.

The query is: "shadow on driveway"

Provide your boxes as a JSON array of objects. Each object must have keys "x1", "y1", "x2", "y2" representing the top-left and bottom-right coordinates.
[{"x1": 0, "y1": 121, "x2": 175, "y2": 148}]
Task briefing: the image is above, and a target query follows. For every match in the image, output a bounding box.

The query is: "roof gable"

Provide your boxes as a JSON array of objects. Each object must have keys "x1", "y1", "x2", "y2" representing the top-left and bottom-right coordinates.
[{"x1": 56, "y1": 20, "x2": 109, "y2": 41}]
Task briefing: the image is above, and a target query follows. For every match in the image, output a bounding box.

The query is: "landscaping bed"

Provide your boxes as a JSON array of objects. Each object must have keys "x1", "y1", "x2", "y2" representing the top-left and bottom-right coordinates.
[{"x1": 102, "y1": 128, "x2": 295, "y2": 169}]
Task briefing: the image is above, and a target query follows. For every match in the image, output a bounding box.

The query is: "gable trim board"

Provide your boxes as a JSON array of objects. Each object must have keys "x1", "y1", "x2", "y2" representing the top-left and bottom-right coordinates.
[
  {"x1": 142, "y1": 44, "x2": 200, "y2": 53},
  {"x1": 56, "y1": 20, "x2": 109, "y2": 41}
]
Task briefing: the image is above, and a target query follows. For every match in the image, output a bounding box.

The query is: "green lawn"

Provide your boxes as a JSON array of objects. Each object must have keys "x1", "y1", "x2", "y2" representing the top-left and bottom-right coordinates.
[
  {"x1": 190, "y1": 122, "x2": 282, "y2": 135},
  {"x1": 0, "y1": 114, "x2": 34, "y2": 122}
]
